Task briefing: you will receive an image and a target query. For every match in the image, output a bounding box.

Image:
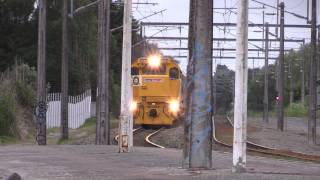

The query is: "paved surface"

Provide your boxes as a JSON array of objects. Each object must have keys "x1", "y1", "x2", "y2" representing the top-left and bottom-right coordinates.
[{"x1": 0, "y1": 145, "x2": 320, "y2": 180}]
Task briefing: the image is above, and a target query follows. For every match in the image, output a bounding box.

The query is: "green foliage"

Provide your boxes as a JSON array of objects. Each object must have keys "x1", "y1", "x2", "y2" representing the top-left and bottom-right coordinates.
[
  {"x1": 80, "y1": 117, "x2": 96, "y2": 128},
  {"x1": 247, "y1": 64, "x2": 278, "y2": 111},
  {"x1": 15, "y1": 64, "x2": 37, "y2": 106},
  {"x1": 214, "y1": 65, "x2": 234, "y2": 113},
  {"x1": 0, "y1": 88, "x2": 17, "y2": 136},
  {"x1": 0, "y1": 135, "x2": 18, "y2": 144},
  {"x1": 0, "y1": 63, "x2": 36, "y2": 137},
  {"x1": 0, "y1": 0, "x2": 38, "y2": 70},
  {"x1": 285, "y1": 103, "x2": 307, "y2": 117}
]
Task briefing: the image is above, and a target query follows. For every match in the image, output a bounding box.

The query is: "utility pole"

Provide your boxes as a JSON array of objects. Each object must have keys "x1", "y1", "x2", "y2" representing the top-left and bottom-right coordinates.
[
  {"x1": 277, "y1": 2, "x2": 284, "y2": 131},
  {"x1": 183, "y1": 0, "x2": 195, "y2": 168},
  {"x1": 252, "y1": 59, "x2": 255, "y2": 81},
  {"x1": 276, "y1": 0, "x2": 279, "y2": 38},
  {"x1": 318, "y1": 26, "x2": 320, "y2": 105},
  {"x1": 60, "y1": 0, "x2": 69, "y2": 140},
  {"x1": 233, "y1": 0, "x2": 248, "y2": 173},
  {"x1": 185, "y1": 0, "x2": 213, "y2": 169},
  {"x1": 96, "y1": 0, "x2": 110, "y2": 145},
  {"x1": 289, "y1": 56, "x2": 293, "y2": 105},
  {"x1": 36, "y1": 0, "x2": 47, "y2": 145},
  {"x1": 262, "y1": 9, "x2": 265, "y2": 48},
  {"x1": 263, "y1": 22, "x2": 269, "y2": 123},
  {"x1": 213, "y1": 59, "x2": 217, "y2": 115},
  {"x1": 308, "y1": 0, "x2": 317, "y2": 145},
  {"x1": 119, "y1": 0, "x2": 133, "y2": 153},
  {"x1": 301, "y1": 58, "x2": 305, "y2": 104}
]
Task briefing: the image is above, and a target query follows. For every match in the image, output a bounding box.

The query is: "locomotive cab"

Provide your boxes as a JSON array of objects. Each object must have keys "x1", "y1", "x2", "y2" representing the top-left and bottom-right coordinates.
[{"x1": 131, "y1": 55, "x2": 182, "y2": 126}]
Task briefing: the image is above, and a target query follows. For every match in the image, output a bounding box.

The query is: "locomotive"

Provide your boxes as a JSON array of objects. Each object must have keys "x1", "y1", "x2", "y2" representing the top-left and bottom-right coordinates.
[{"x1": 130, "y1": 55, "x2": 183, "y2": 126}]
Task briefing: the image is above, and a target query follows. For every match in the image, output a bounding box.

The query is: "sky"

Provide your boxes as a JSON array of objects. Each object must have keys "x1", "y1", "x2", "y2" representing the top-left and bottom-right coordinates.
[{"x1": 131, "y1": 0, "x2": 320, "y2": 73}]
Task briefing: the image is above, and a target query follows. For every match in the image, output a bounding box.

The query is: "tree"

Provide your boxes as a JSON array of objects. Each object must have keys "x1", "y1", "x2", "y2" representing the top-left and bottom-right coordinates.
[
  {"x1": 214, "y1": 65, "x2": 234, "y2": 113},
  {"x1": 0, "y1": 0, "x2": 37, "y2": 71}
]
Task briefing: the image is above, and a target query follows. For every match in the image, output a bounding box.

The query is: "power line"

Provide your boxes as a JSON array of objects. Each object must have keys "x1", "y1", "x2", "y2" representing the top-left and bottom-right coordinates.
[{"x1": 252, "y1": 0, "x2": 308, "y2": 20}]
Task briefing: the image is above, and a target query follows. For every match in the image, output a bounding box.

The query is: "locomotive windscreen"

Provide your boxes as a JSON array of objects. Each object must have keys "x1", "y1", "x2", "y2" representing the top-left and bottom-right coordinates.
[{"x1": 141, "y1": 64, "x2": 166, "y2": 75}]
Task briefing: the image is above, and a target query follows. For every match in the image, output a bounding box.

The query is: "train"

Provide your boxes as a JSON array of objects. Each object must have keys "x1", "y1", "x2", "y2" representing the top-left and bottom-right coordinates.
[{"x1": 130, "y1": 55, "x2": 183, "y2": 127}]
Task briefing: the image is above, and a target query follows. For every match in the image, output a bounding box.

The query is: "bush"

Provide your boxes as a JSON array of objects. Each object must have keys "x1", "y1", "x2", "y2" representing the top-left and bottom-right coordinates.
[
  {"x1": 15, "y1": 64, "x2": 36, "y2": 107},
  {"x1": 0, "y1": 63, "x2": 36, "y2": 138},
  {"x1": 15, "y1": 81, "x2": 36, "y2": 107},
  {"x1": 0, "y1": 85, "x2": 17, "y2": 136},
  {"x1": 285, "y1": 103, "x2": 307, "y2": 117}
]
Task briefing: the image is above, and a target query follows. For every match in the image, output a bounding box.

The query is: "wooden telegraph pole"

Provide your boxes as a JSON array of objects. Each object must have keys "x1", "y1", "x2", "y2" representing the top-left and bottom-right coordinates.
[
  {"x1": 184, "y1": 0, "x2": 213, "y2": 169},
  {"x1": 60, "y1": 0, "x2": 69, "y2": 140},
  {"x1": 263, "y1": 22, "x2": 269, "y2": 123},
  {"x1": 36, "y1": 0, "x2": 47, "y2": 145},
  {"x1": 277, "y1": 2, "x2": 284, "y2": 131},
  {"x1": 233, "y1": 0, "x2": 248, "y2": 173},
  {"x1": 96, "y1": 0, "x2": 111, "y2": 145},
  {"x1": 119, "y1": 0, "x2": 133, "y2": 153},
  {"x1": 308, "y1": 0, "x2": 317, "y2": 145}
]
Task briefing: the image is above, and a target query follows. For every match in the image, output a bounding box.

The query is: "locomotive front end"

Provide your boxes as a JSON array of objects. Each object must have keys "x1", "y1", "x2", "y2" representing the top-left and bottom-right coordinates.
[{"x1": 131, "y1": 55, "x2": 182, "y2": 126}]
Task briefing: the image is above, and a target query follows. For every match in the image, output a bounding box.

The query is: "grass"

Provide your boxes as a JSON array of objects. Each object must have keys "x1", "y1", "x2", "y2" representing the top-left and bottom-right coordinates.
[
  {"x1": 0, "y1": 135, "x2": 19, "y2": 144},
  {"x1": 284, "y1": 103, "x2": 307, "y2": 117},
  {"x1": 248, "y1": 104, "x2": 307, "y2": 118},
  {"x1": 46, "y1": 117, "x2": 119, "y2": 145},
  {"x1": 79, "y1": 117, "x2": 97, "y2": 128}
]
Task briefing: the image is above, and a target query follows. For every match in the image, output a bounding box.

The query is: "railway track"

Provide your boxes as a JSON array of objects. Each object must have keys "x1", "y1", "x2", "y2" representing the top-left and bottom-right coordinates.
[
  {"x1": 115, "y1": 127, "x2": 165, "y2": 149},
  {"x1": 213, "y1": 116, "x2": 320, "y2": 163},
  {"x1": 145, "y1": 128, "x2": 165, "y2": 148}
]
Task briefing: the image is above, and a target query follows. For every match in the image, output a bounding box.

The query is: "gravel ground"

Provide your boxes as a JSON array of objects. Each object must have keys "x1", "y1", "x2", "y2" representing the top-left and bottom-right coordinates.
[
  {"x1": 1, "y1": 145, "x2": 320, "y2": 180},
  {"x1": 150, "y1": 116, "x2": 320, "y2": 157},
  {"x1": 247, "y1": 117, "x2": 320, "y2": 156},
  {"x1": 45, "y1": 116, "x2": 320, "y2": 157}
]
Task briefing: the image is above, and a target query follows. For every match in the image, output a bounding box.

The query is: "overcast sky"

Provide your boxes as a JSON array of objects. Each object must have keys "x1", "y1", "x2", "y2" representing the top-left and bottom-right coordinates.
[{"x1": 132, "y1": 0, "x2": 320, "y2": 73}]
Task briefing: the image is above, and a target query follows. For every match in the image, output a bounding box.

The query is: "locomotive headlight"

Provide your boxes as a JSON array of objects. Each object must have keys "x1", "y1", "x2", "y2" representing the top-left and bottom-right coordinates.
[
  {"x1": 147, "y1": 55, "x2": 161, "y2": 68},
  {"x1": 130, "y1": 101, "x2": 138, "y2": 112},
  {"x1": 169, "y1": 100, "x2": 179, "y2": 113}
]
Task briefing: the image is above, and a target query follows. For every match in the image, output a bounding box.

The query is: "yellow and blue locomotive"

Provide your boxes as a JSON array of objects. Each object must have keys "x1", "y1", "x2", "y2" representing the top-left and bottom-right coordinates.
[{"x1": 130, "y1": 55, "x2": 183, "y2": 126}]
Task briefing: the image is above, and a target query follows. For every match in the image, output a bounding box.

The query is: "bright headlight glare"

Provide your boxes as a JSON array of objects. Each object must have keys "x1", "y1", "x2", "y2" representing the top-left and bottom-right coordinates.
[
  {"x1": 169, "y1": 100, "x2": 179, "y2": 112},
  {"x1": 130, "y1": 101, "x2": 138, "y2": 112},
  {"x1": 147, "y1": 55, "x2": 161, "y2": 68}
]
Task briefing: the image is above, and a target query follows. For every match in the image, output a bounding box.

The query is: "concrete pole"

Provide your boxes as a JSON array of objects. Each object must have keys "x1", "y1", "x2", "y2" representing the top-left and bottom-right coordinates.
[
  {"x1": 182, "y1": 0, "x2": 195, "y2": 168},
  {"x1": 263, "y1": 23, "x2": 269, "y2": 123},
  {"x1": 36, "y1": 0, "x2": 47, "y2": 145},
  {"x1": 289, "y1": 57, "x2": 293, "y2": 105},
  {"x1": 277, "y1": 2, "x2": 284, "y2": 131},
  {"x1": 252, "y1": 59, "x2": 255, "y2": 81},
  {"x1": 96, "y1": 0, "x2": 110, "y2": 145},
  {"x1": 262, "y1": 10, "x2": 265, "y2": 49},
  {"x1": 233, "y1": 0, "x2": 248, "y2": 173},
  {"x1": 308, "y1": 0, "x2": 317, "y2": 145},
  {"x1": 301, "y1": 59, "x2": 305, "y2": 104},
  {"x1": 186, "y1": 0, "x2": 213, "y2": 169},
  {"x1": 276, "y1": 0, "x2": 279, "y2": 38},
  {"x1": 119, "y1": 0, "x2": 133, "y2": 153},
  {"x1": 318, "y1": 26, "x2": 320, "y2": 104},
  {"x1": 60, "y1": 0, "x2": 69, "y2": 140}
]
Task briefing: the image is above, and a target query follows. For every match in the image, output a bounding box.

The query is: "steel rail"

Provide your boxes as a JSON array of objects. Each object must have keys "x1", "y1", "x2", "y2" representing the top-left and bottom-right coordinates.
[
  {"x1": 221, "y1": 115, "x2": 320, "y2": 162},
  {"x1": 145, "y1": 129, "x2": 165, "y2": 149},
  {"x1": 114, "y1": 127, "x2": 142, "y2": 142}
]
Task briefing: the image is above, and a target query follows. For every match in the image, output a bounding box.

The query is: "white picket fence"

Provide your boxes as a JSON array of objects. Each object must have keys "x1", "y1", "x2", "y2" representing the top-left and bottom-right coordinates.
[{"x1": 46, "y1": 90, "x2": 91, "y2": 129}]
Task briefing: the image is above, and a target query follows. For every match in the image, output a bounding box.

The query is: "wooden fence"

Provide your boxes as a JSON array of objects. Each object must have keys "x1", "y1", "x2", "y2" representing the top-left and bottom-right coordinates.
[{"x1": 46, "y1": 90, "x2": 91, "y2": 129}]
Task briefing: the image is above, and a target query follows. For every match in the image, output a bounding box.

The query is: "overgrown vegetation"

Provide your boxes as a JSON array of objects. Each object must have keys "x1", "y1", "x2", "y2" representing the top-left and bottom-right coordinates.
[
  {"x1": 0, "y1": 0, "x2": 150, "y2": 119},
  {"x1": 0, "y1": 63, "x2": 36, "y2": 142},
  {"x1": 215, "y1": 44, "x2": 312, "y2": 117},
  {"x1": 285, "y1": 103, "x2": 308, "y2": 117}
]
